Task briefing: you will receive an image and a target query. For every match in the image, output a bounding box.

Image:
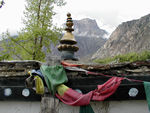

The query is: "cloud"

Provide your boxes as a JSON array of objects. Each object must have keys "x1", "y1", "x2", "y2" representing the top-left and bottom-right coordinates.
[
  {"x1": 54, "y1": 0, "x2": 150, "y2": 35},
  {"x1": 1, "y1": 0, "x2": 150, "y2": 36},
  {"x1": 0, "y1": 0, "x2": 25, "y2": 34}
]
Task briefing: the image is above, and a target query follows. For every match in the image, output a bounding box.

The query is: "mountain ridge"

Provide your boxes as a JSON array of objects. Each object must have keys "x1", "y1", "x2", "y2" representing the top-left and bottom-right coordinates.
[
  {"x1": 73, "y1": 18, "x2": 108, "y2": 38},
  {"x1": 48, "y1": 18, "x2": 108, "y2": 59},
  {"x1": 92, "y1": 13, "x2": 150, "y2": 60}
]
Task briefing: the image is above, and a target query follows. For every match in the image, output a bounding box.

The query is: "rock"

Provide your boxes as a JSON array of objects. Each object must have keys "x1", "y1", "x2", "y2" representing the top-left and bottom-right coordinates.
[
  {"x1": 92, "y1": 14, "x2": 150, "y2": 60},
  {"x1": 73, "y1": 18, "x2": 107, "y2": 38}
]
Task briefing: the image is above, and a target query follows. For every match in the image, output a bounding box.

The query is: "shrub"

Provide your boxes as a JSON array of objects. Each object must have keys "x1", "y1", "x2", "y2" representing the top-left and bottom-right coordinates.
[{"x1": 94, "y1": 50, "x2": 150, "y2": 64}]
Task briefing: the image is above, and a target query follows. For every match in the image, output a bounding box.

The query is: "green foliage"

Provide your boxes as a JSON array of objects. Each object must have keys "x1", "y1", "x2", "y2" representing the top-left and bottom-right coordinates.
[
  {"x1": 0, "y1": 54, "x2": 9, "y2": 61},
  {"x1": 94, "y1": 57, "x2": 114, "y2": 64},
  {"x1": 94, "y1": 51, "x2": 150, "y2": 64},
  {"x1": 0, "y1": 0, "x2": 65, "y2": 61}
]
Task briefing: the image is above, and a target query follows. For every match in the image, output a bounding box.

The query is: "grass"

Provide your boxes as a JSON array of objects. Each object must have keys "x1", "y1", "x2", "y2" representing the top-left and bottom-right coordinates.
[{"x1": 94, "y1": 50, "x2": 150, "y2": 64}]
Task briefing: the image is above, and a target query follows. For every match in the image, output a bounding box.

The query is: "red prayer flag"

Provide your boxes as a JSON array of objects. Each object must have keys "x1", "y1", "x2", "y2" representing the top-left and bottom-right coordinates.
[{"x1": 56, "y1": 77, "x2": 124, "y2": 106}]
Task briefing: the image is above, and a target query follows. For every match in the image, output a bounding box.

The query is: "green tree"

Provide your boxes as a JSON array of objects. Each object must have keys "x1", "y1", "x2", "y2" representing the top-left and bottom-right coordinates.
[{"x1": 1, "y1": 0, "x2": 65, "y2": 61}]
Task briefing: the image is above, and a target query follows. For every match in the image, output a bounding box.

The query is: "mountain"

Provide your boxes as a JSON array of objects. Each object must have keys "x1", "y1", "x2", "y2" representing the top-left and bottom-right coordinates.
[
  {"x1": 49, "y1": 18, "x2": 107, "y2": 59},
  {"x1": 92, "y1": 14, "x2": 150, "y2": 60},
  {"x1": 76, "y1": 35, "x2": 106, "y2": 58},
  {"x1": 0, "y1": 18, "x2": 107, "y2": 61},
  {"x1": 74, "y1": 18, "x2": 107, "y2": 58},
  {"x1": 73, "y1": 18, "x2": 107, "y2": 38}
]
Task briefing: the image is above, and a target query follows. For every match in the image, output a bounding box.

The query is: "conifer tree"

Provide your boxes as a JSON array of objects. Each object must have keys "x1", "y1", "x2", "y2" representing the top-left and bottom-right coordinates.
[{"x1": 1, "y1": 0, "x2": 65, "y2": 61}]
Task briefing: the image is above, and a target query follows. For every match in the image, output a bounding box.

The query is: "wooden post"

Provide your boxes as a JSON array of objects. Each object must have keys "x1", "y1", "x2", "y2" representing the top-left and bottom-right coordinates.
[{"x1": 41, "y1": 95, "x2": 59, "y2": 113}]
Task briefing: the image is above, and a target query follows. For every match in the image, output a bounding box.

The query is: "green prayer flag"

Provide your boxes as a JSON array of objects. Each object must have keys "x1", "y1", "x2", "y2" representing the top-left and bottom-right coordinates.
[
  {"x1": 40, "y1": 65, "x2": 68, "y2": 95},
  {"x1": 79, "y1": 104, "x2": 95, "y2": 113},
  {"x1": 144, "y1": 82, "x2": 150, "y2": 111}
]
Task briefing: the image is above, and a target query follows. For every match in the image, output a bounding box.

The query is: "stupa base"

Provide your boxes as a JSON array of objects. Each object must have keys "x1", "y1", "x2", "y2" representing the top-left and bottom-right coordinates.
[{"x1": 61, "y1": 51, "x2": 78, "y2": 61}]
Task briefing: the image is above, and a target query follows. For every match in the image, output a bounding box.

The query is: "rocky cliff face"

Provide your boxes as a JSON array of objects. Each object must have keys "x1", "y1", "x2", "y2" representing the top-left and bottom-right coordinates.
[
  {"x1": 92, "y1": 14, "x2": 150, "y2": 59},
  {"x1": 73, "y1": 18, "x2": 107, "y2": 38},
  {"x1": 76, "y1": 35, "x2": 106, "y2": 58},
  {"x1": 49, "y1": 18, "x2": 107, "y2": 59},
  {"x1": 74, "y1": 18, "x2": 107, "y2": 58}
]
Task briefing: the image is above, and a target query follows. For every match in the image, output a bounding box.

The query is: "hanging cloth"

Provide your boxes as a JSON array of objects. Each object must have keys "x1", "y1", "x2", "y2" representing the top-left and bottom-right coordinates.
[
  {"x1": 56, "y1": 84, "x2": 93, "y2": 106},
  {"x1": 79, "y1": 104, "x2": 95, "y2": 113},
  {"x1": 25, "y1": 71, "x2": 45, "y2": 94},
  {"x1": 56, "y1": 88, "x2": 93, "y2": 106},
  {"x1": 56, "y1": 77, "x2": 123, "y2": 106},
  {"x1": 92, "y1": 77, "x2": 123, "y2": 101},
  {"x1": 144, "y1": 82, "x2": 150, "y2": 111},
  {"x1": 34, "y1": 76, "x2": 45, "y2": 95},
  {"x1": 56, "y1": 84, "x2": 69, "y2": 96},
  {"x1": 57, "y1": 85, "x2": 95, "y2": 112},
  {"x1": 31, "y1": 69, "x2": 44, "y2": 79},
  {"x1": 40, "y1": 65, "x2": 68, "y2": 95}
]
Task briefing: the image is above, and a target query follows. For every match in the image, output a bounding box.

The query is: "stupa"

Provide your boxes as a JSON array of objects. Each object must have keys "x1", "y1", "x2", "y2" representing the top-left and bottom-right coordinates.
[{"x1": 57, "y1": 13, "x2": 79, "y2": 60}]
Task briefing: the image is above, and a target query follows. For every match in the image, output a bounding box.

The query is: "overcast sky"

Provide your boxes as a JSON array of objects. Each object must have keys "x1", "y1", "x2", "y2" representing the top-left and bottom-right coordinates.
[{"x1": 0, "y1": 0, "x2": 150, "y2": 36}]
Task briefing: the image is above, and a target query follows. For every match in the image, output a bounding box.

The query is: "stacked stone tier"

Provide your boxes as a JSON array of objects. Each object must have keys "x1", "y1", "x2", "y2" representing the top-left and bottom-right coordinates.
[{"x1": 57, "y1": 44, "x2": 79, "y2": 52}]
